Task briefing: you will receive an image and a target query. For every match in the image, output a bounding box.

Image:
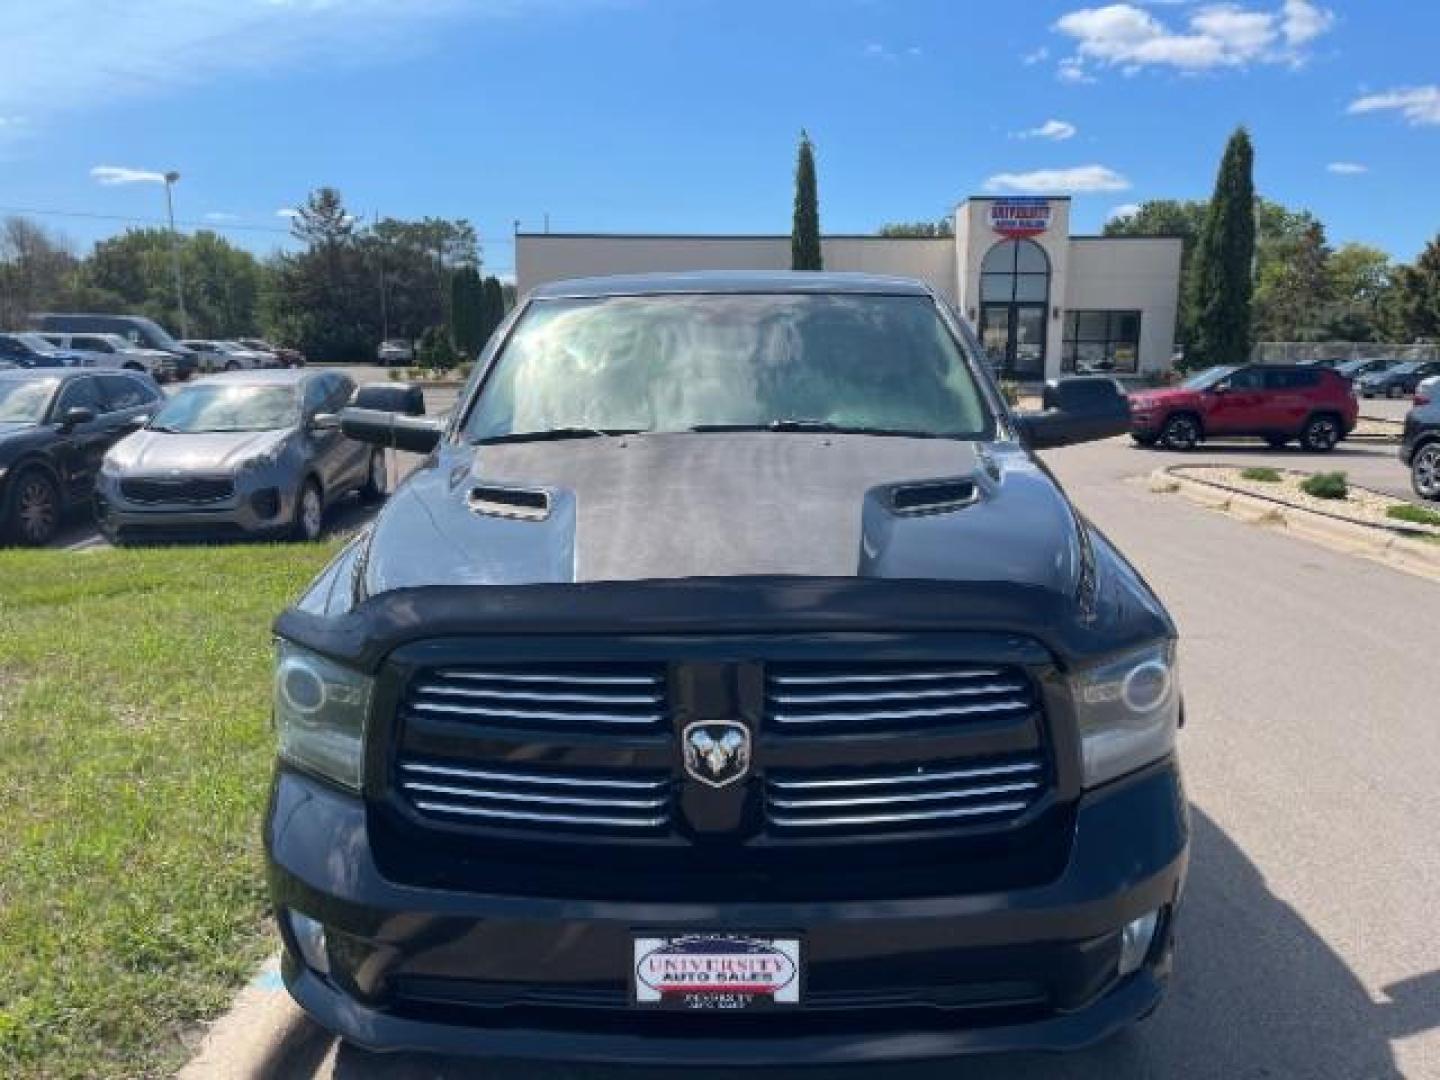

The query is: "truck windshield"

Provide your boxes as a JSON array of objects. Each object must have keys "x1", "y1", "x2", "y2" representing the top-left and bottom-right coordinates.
[
  {"x1": 464, "y1": 293, "x2": 991, "y2": 442},
  {"x1": 148, "y1": 384, "x2": 298, "y2": 433}
]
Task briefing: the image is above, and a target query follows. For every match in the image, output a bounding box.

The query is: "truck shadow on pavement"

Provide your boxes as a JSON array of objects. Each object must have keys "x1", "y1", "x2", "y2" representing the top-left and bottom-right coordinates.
[{"x1": 268, "y1": 811, "x2": 1438, "y2": 1080}]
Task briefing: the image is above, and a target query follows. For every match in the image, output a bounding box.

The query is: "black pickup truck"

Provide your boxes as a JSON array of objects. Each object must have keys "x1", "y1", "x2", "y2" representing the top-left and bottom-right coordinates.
[{"x1": 265, "y1": 272, "x2": 1188, "y2": 1065}]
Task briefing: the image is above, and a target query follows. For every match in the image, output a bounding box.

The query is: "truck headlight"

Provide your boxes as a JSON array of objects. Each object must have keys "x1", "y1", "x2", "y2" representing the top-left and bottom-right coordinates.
[
  {"x1": 1072, "y1": 641, "x2": 1180, "y2": 789},
  {"x1": 274, "y1": 640, "x2": 372, "y2": 791}
]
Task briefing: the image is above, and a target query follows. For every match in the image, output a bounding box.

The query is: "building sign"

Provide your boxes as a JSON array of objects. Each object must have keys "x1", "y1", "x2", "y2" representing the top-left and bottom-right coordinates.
[{"x1": 989, "y1": 199, "x2": 1052, "y2": 239}]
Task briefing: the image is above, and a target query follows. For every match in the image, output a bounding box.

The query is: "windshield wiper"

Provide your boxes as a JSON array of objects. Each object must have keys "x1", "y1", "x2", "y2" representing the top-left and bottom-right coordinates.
[
  {"x1": 473, "y1": 426, "x2": 643, "y2": 445},
  {"x1": 688, "y1": 419, "x2": 940, "y2": 438}
]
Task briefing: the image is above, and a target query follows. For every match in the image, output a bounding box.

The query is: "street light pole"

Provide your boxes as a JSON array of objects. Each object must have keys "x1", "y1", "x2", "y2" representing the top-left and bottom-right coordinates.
[{"x1": 163, "y1": 170, "x2": 189, "y2": 338}]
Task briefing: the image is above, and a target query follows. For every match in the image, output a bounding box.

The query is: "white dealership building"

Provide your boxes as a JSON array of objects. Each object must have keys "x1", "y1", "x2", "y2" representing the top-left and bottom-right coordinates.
[{"x1": 516, "y1": 196, "x2": 1183, "y2": 381}]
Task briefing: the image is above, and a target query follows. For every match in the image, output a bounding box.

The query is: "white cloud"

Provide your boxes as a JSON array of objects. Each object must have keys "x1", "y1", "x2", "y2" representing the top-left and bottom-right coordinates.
[
  {"x1": 1014, "y1": 119, "x2": 1078, "y2": 141},
  {"x1": 204, "y1": 211, "x2": 240, "y2": 221},
  {"x1": 1057, "y1": 57, "x2": 1098, "y2": 83},
  {"x1": 1347, "y1": 86, "x2": 1440, "y2": 127},
  {"x1": 1326, "y1": 161, "x2": 1367, "y2": 175},
  {"x1": 863, "y1": 41, "x2": 921, "y2": 61},
  {"x1": 1282, "y1": 0, "x2": 1333, "y2": 45},
  {"x1": 1052, "y1": 0, "x2": 1333, "y2": 78},
  {"x1": 0, "y1": 1, "x2": 604, "y2": 142},
  {"x1": 1108, "y1": 202, "x2": 1142, "y2": 220},
  {"x1": 1023, "y1": 46, "x2": 1050, "y2": 66},
  {"x1": 984, "y1": 165, "x2": 1131, "y2": 194},
  {"x1": 91, "y1": 165, "x2": 168, "y2": 185},
  {"x1": 276, "y1": 208, "x2": 302, "y2": 219}
]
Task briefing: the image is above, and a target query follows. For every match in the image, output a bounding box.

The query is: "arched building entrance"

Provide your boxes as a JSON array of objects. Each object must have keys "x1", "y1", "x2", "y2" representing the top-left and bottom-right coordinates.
[{"x1": 978, "y1": 238, "x2": 1050, "y2": 379}]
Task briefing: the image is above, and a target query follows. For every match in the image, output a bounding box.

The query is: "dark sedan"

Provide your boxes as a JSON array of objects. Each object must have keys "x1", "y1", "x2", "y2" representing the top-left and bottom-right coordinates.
[
  {"x1": 1357, "y1": 360, "x2": 1440, "y2": 399},
  {"x1": 0, "y1": 369, "x2": 163, "y2": 545}
]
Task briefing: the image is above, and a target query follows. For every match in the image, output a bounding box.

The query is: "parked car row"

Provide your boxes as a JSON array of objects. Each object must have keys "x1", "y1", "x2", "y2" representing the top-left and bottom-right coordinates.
[
  {"x1": 4, "y1": 313, "x2": 306, "y2": 383},
  {"x1": 0, "y1": 367, "x2": 385, "y2": 547}
]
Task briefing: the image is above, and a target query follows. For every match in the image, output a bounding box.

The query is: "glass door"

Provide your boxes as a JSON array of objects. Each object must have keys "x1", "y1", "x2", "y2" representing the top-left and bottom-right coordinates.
[{"x1": 980, "y1": 303, "x2": 1047, "y2": 379}]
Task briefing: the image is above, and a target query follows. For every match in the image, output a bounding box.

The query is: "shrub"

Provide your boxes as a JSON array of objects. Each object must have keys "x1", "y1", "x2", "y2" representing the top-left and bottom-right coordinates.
[
  {"x1": 416, "y1": 325, "x2": 460, "y2": 372},
  {"x1": 1241, "y1": 467, "x2": 1282, "y2": 483},
  {"x1": 998, "y1": 379, "x2": 1021, "y2": 407},
  {"x1": 1387, "y1": 503, "x2": 1440, "y2": 527},
  {"x1": 386, "y1": 368, "x2": 401, "y2": 382},
  {"x1": 1300, "y1": 471, "x2": 1348, "y2": 500}
]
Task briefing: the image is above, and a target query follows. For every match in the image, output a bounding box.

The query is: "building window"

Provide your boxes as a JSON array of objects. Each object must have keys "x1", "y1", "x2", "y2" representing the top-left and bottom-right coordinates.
[
  {"x1": 1062, "y1": 310, "x2": 1142, "y2": 374},
  {"x1": 980, "y1": 239, "x2": 1050, "y2": 304}
]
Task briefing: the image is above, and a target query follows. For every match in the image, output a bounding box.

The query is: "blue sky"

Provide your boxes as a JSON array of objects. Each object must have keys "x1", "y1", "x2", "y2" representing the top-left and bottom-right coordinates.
[{"x1": 2, "y1": 0, "x2": 1438, "y2": 278}]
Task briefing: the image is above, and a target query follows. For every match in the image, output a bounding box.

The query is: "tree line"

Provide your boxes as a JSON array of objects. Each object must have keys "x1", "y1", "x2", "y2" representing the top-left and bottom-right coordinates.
[{"x1": 0, "y1": 187, "x2": 512, "y2": 363}]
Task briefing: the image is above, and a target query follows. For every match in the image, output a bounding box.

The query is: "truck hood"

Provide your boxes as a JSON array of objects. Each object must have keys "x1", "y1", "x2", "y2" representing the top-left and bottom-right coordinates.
[
  {"x1": 107, "y1": 427, "x2": 291, "y2": 473},
  {"x1": 360, "y1": 432, "x2": 1083, "y2": 597}
]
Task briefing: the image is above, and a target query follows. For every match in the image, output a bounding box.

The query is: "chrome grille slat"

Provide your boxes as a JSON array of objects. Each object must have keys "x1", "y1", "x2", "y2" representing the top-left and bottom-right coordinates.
[
  {"x1": 421, "y1": 686, "x2": 661, "y2": 706},
  {"x1": 771, "y1": 700, "x2": 1032, "y2": 725},
  {"x1": 767, "y1": 779, "x2": 1041, "y2": 810},
  {"x1": 767, "y1": 800, "x2": 1032, "y2": 829},
  {"x1": 768, "y1": 760, "x2": 1042, "y2": 791},
  {"x1": 769, "y1": 668, "x2": 1006, "y2": 686},
  {"x1": 766, "y1": 754, "x2": 1047, "y2": 834},
  {"x1": 404, "y1": 780, "x2": 668, "y2": 811},
  {"x1": 401, "y1": 761, "x2": 662, "y2": 791},
  {"x1": 398, "y1": 759, "x2": 671, "y2": 831},
  {"x1": 411, "y1": 701, "x2": 661, "y2": 725},
  {"x1": 770, "y1": 680, "x2": 1028, "y2": 705},
  {"x1": 406, "y1": 663, "x2": 668, "y2": 731},
  {"x1": 411, "y1": 800, "x2": 668, "y2": 830},
  {"x1": 767, "y1": 661, "x2": 1037, "y2": 732}
]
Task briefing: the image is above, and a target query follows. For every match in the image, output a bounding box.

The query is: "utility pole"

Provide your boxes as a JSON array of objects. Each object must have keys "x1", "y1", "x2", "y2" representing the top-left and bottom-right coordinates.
[{"x1": 162, "y1": 171, "x2": 189, "y2": 337}]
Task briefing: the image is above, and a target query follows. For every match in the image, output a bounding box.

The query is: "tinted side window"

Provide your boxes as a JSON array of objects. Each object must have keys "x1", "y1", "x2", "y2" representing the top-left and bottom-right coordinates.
[
  {"x1": 1226, "y1": 368, "x2": 1265, "y2": 390},
  {"x1": 0, "y1": 337, "x2": 22, "y2": 358},
  {"x1": 74, "y1": 336, "x2": 114, "y2": 353},
  {"x1": 54, "y1": 378, "x2": 103, "y2": 415},
  {"x1": 1264, "y1": 369, "x2": 1318, "y2": 390},
  {"x1": 98, "y1": 375, "x2": 158, "y2": 412}
]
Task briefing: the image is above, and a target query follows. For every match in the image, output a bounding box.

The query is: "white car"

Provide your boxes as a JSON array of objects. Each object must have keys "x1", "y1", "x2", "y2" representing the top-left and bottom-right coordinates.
[
  {"x1": 180, "y1": 339, "x2": 271, "y2": 373},
  {"x1": 41, "y1": 332, "x2": 178, "y2": 381},
  {"x1": 377, "y1": 338, "x2": 414, "y2": 366}
]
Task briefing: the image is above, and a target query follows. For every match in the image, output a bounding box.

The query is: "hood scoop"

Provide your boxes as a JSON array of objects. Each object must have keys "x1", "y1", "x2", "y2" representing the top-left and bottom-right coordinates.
[
  {"x1": 467, "y1": 483, "x2": 551, "y2": 522},
  {"x1": 887, "y1": 478, "x2": 980, "y2": 517}
]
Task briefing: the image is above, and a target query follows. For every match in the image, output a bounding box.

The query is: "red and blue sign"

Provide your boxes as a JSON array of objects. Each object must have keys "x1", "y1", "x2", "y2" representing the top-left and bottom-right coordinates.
[{"x1": 989, "y1": 199, "x2": 1052, "y2": 239}]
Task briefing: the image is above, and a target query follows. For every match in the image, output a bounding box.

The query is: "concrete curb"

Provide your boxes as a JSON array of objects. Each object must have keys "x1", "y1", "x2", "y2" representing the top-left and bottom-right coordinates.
[
  {"x1": 177, "y1": 957, "x2": 331, "y2": 1079},
  {"x1": 1150, "y1": 467, "x2": 1440, "y2": 582}
]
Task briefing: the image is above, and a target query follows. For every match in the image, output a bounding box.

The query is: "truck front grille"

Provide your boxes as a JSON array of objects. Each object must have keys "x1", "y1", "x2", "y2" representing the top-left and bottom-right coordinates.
[
  {"x1": 765, "y1": 662, "x2": 1035, "y2": 730},
  {"x1": 406, "y1": 664, "x2": 667, "y2": 731},
  {"x1": 397, "y1": 759, "x2": 671, "y2": 833},
  {"x1": 766, "y1": 756, "x2": 1046, "y2": 834}
]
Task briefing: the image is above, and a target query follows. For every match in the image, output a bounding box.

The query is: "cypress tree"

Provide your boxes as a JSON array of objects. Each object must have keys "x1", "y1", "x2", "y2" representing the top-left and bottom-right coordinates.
[
  {"x1": 791, "y1": 131, "x2": 822, "y2": 272},
  {"x1": 481, "y1": 276, "x2": 507, "y2": 342},
  {"x1": 450, "y1": 267, "x2": 484, "y2": 359},
  {"x1": 1188, "y1": 127, "x2": 1256, "y2": 366}
]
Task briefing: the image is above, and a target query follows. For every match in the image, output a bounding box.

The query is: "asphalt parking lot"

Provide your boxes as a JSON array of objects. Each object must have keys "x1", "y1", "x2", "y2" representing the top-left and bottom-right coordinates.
[{"x1": 206, "y1": 399, "x2": 1440, "y2": 1080}]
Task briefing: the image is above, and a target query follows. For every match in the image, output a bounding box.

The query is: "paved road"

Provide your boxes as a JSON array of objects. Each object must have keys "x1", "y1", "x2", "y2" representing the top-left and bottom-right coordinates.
[{"x1": 236, "y1": 432, "x2": 1440, "y2": 1080}]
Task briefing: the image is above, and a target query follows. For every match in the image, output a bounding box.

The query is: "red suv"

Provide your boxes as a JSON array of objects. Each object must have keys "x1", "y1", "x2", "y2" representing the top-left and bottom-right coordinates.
[{"x1": 1128, "y1": 364, "x2": 1358, "y2": 452}]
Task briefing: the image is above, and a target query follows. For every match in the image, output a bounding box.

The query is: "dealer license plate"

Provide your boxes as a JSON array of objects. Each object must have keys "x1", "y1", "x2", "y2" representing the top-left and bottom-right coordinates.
[{"x1": 633, "y1": 934, "x2": 802, "y2": 1010}]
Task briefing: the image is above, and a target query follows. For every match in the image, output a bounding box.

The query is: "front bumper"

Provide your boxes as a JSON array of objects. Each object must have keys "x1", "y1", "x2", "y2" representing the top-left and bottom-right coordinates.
[
  {"x1": 265, "y1": 759, "x2": 1188, "y2": 1064},
  {"x1": 95, "y1": 481, "x2": 295, "y2": 541}
]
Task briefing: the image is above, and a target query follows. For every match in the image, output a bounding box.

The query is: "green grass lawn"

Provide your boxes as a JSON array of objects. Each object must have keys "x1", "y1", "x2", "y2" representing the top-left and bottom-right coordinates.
[{"x1": 0, "y1": 543, "x2": 338, "y2": 1079}]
